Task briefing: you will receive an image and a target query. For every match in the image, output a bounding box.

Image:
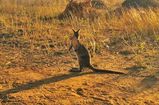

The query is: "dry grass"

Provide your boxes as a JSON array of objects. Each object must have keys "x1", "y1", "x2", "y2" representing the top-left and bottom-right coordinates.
[
  {"x1": 0, "y1": 0, "x2": 158, "y2": 69},
  {"x1": 0, "y1": 0, "x2": 159, "y2": 70}
]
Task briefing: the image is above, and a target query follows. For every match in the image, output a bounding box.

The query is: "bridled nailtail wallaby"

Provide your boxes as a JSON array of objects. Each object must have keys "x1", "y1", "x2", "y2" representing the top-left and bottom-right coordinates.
[{"x1": 69, "y1": 29, "x2": 125, "y2": 74}]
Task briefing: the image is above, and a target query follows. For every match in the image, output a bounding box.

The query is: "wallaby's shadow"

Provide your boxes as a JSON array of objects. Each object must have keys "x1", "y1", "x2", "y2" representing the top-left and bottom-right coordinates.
[
  {"x1": 0, "y1": 71, "x2": 92, "y2": 97},
  {"x1": 0, "y1": 69, "x2": 125, "y2": 99}
]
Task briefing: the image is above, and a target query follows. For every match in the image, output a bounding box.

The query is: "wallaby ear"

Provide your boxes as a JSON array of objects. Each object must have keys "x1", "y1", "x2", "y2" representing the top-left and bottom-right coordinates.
[
  {"x1": 72, "y1": 29, "x2": 75, "y2": 33},
  {"x1": 77, "y1": 29, "x2": 80, "y2": 33}
]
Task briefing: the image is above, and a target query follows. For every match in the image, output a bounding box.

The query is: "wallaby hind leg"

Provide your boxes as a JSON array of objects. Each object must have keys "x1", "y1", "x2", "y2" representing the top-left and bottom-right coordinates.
[{"x1": 69, "y1": 67, "x2": 82, "y2": 72}]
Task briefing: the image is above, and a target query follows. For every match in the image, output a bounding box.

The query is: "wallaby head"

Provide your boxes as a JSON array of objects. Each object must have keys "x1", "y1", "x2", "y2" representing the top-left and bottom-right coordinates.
[{"x1": 72, "y1": 29, "x2": 80, "y2": 39}]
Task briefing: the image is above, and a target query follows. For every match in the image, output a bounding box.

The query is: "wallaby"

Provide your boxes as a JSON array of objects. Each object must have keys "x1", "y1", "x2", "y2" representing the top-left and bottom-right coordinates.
[{"x1": 69, "y1": 29, "x2": 125, "y2": 74}]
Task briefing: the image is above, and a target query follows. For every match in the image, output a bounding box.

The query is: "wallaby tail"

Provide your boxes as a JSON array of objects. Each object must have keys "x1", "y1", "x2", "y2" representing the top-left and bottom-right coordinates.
[{"x1": 88, "y1": 65, "x2": 125, "y2": 74}]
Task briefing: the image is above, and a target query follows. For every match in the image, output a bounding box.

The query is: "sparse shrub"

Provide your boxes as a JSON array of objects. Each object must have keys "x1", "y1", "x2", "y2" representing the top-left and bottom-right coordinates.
[
  {"x1": 91, "y1": 0, "x2": 107, "y2": 9},
  {"x1": 122, "y1": 0, "x2": 159, "y2": 8},
  {"x1": 57, "y1": 0, "x2": 106, "y2": 21}
]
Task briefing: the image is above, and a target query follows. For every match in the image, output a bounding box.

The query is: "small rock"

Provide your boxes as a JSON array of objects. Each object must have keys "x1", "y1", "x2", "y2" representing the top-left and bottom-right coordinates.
[{"x1": 76, "y1": 88, "x2": 84, "y2": 96}]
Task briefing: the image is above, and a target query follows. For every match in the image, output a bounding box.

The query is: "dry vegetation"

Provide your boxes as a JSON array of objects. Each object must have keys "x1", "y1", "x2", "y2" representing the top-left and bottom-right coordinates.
[{"x1": 0, "y1": 0, "x2": 159, "y2": 104}]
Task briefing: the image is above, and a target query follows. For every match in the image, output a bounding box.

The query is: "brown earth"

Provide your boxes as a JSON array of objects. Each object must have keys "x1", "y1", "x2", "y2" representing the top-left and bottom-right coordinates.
[{"x1": 0, "y1": 48, "x2": 159, "y2": 105}]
